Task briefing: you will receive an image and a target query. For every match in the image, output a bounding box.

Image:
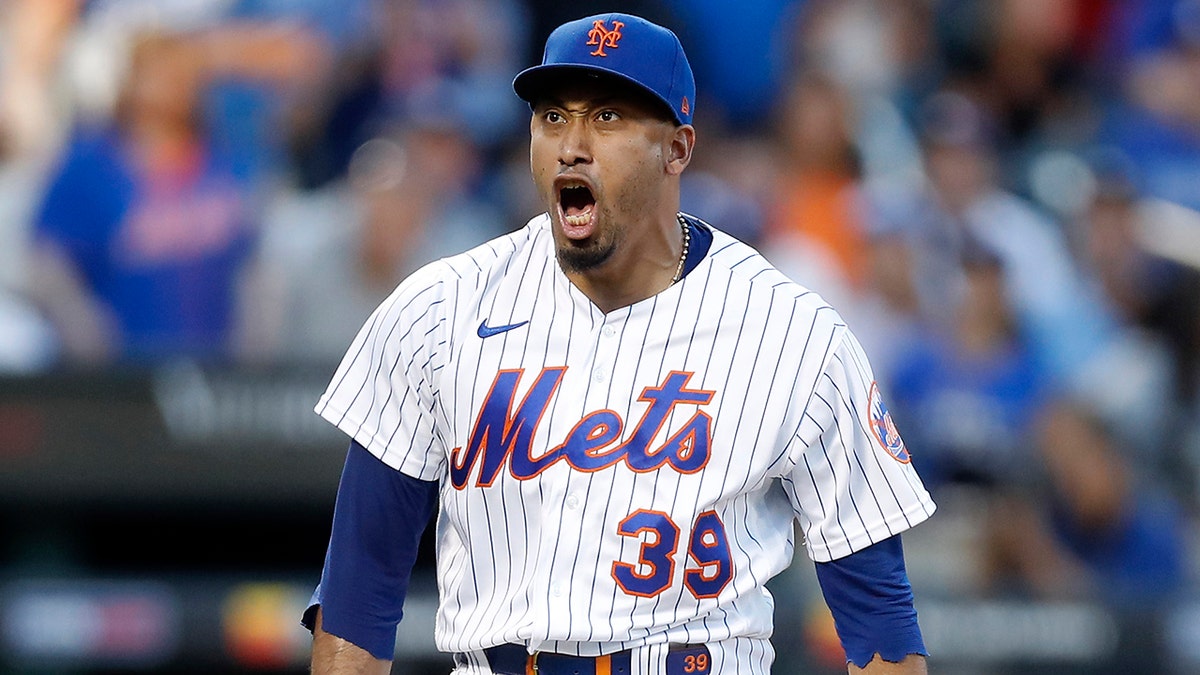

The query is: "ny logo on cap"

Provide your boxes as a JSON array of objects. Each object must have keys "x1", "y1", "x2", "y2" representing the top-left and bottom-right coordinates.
[{"x1": 587, "y1": 19, "x2": 624, "y2": 56}]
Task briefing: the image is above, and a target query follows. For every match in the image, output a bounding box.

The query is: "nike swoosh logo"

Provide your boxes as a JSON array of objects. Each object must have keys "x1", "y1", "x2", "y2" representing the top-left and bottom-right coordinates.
[{"x1": 477, "y1": 319, "x2": 529, "y2": 338}]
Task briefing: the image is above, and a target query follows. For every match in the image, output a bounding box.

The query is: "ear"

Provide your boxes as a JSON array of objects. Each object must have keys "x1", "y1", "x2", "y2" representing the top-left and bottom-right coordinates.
[{"x1": 664, "y1": 124, "x2": 695, "y2": 176}]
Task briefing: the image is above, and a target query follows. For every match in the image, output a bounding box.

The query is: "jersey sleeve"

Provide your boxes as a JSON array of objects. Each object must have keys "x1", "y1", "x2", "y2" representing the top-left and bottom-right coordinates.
[
  {"x1": 313, "y1": 261, "x2": 451, "y2": 480},
  {"x1": 301, "y1": 441, "x2": 439, "y2": 659},
  {"x1": 783, "y1": 326, "x2": 936, "y2": 562}
]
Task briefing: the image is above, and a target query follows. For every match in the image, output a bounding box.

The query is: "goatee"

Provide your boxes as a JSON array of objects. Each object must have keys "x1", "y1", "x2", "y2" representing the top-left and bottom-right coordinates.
[{"x1": 557, "y1": 240, "x2": 615, "y2": 273}]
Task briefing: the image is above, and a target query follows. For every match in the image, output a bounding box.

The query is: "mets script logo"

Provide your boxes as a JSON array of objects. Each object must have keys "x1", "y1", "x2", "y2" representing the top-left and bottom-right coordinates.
[
  {"x1": 868, "y1": 382, "x2": 910, "y2": 463},
  {"x1": 587, "y1": 19, "x2": 624, "y2": 56},
  {"x1": 450, "y1": 368, "x2": 713, "y2": 489}
]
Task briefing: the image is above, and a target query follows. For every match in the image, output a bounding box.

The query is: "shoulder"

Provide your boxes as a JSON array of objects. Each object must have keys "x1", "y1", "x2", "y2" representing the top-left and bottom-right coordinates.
[
  {"x1": 698, "y1": 216, "x2": 844, "y2": 328},
  {"x1": 688, "y1": 216, "x2": 851, "y2": 389},
  {"x1": 43, "y1": 126, "x2": 123, "y2": 185}
]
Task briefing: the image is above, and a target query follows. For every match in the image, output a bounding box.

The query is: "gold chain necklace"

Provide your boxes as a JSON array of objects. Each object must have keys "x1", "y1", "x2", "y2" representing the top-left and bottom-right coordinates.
[{"x1": 671, "y1": 213, "x2": 690, "y2": 285}]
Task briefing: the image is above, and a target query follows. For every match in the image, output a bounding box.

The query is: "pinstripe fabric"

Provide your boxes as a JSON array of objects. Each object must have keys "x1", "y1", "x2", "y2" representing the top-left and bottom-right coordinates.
[{"x1": 315, "y1": 213, "x2": 935, "y2": 672}]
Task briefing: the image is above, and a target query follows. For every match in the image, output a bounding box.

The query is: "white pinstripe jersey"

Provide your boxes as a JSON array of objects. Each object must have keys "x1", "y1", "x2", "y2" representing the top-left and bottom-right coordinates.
[{"x1": 314, "y1": 213, "x2": 936, "y2": 662}]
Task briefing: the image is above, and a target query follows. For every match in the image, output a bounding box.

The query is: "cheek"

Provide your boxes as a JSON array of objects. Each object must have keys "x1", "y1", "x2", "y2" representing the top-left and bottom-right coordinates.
[
  {"x1": 615, "y1": 135, "x2": 664, "y2": 167},
  {"x1": 529, "y1": 144, "x2": 556, "y2": 193},
  {"x1": 613, "y1": 154, "x2": 661, "y2": 198}
]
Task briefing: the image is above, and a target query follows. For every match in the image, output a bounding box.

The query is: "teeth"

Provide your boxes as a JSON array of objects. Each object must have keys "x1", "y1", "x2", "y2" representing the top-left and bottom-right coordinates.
[{"x1": 564, "y1": 212, "x2": 590, "y2": 227}]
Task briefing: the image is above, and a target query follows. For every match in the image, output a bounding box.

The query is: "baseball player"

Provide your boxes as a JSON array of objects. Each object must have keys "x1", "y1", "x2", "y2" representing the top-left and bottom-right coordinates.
[{"x1": 303, "y1": 12, "x2": 936, "y2": 675}]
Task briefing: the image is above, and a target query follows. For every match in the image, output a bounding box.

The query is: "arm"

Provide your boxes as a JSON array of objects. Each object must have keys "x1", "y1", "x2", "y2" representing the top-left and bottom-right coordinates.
[
  {"x1": 0, "y1": 0, "x2": 82, "y2": 159},
  {"x1": 305, "y1": 441, "x2": 439, "y2": 673},
  {"x1": 312, "y1": 607, "x2": 393, "y2": 675},
  {"x1": 849, "y1": 654, "x2": 927, "y2": 674},
  {"x1": 814, "y1": 535, "x2": 928, "y2": 675},
  {"x1": 26, "y1": 240, "x2": 119, "y2": 364}
]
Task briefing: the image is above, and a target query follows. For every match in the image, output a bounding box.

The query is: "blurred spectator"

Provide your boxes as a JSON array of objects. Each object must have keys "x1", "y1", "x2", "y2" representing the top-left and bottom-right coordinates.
[
  {"x1": 784, "y1": 0, "x2": 934, "y2": 192},
  {"x1": 790, "y1": 0, "x2": 937, "y2": 102},
  {"x1": 0, "y1": 0, "x2": 83, "y2": 371},
  {"x1": 0, "y1": 0, "x2": 80, "y2": 163},
  {"x1": 24, "y1": 24, "x2": 327, "y2": 366},
  {"x1": 42, "y1": 0, "x2": 340, "y2": 197},
  {"x1": 1073, "y1": 159, "x2": 1179, "y2": 329},
  {"x1": 1093, "y1": 0, "x2": 1200, "y2": 213},
  {"x1": 27, "y1": 30, "x2": 249, "y2": 365},
  {"x1": 0, "y1": 146, "x2": 57, "y2": 371},
  {"x1": 962, "y1": 0, "x2": 1087, "y2": 135},
  {"x1": 869, "y1": 88, "x2": 1117, "y2": 385},
  {"x1": 244, "y1": 108, "x2": 507, "y2": 364},
  {"x1": 982, "y1": 396, "x2": 1191, "y2": 609},
  {"x1": 760, "y1": 70, "x2": 924, "y2": 376},
  {"x1": 762, "y1": 71, "x2": 869, "y2": 293},
  {"x1": 886, "y1": 240, "x2": 1048, "y2": 492},
  {"x1": 1062, "y1": 152, "x2": 1198, "y2": 463},
  {"x1": 289, "y1": 0, "x2": 529, "y2": 190}
]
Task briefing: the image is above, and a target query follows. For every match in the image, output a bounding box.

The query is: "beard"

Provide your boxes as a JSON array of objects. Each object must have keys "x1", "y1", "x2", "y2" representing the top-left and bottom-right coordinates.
[
  {"x1": 553, "y1": 202, "x2": 623, "y2": 274},
  {"x1": 556, "y1": 236, "x2": 616, "y2": 273}
]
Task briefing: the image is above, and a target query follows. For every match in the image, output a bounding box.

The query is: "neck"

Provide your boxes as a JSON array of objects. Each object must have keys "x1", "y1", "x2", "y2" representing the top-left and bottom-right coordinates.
[{"x1": 565, "y1": 211, "x2": 688, "y2": 314}]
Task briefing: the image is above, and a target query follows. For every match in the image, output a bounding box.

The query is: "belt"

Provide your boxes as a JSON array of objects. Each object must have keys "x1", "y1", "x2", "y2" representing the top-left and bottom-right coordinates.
[{"x1": 480, "y1": 643, "x2": 711, "y2": 675}]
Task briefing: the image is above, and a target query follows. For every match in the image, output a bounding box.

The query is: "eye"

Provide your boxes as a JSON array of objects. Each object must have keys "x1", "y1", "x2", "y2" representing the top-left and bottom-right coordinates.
[
  {"x1": 597, "y1": 110, "x2": 620, "y2": 122},
  {"x1": 544, "y1": 110, "x2": 565, "y2": 124}
]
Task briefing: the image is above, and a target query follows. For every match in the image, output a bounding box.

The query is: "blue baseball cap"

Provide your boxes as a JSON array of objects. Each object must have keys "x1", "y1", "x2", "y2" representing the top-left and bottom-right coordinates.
[{"x1": 513, "y1": 13, "x2": 695, "y2": 125}]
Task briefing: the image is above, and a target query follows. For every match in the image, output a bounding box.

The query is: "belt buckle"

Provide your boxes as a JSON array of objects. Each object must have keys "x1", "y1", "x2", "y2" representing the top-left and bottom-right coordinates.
[{"x1": 528, "y1": 650, "x2": 539, "y2": 674}]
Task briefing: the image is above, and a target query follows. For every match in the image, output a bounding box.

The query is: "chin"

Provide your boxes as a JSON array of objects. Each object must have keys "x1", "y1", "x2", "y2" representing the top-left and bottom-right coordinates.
[{"x1": 557, "y1": 239, "x2": 615, "y2": 273}]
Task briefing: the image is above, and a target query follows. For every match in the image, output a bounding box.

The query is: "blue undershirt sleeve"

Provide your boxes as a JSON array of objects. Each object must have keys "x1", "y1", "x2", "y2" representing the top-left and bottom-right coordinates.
[
  {"x1": 300, "y1": 441, "x2": 439, "y2": 660},
  {"x1": 813, "y1": 534, "x2": 927, "y2": 668}
]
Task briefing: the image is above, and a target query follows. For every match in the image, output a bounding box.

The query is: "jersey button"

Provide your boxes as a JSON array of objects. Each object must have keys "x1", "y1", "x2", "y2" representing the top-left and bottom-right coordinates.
[
  {"x1": 565, "y1": 494, "x2": 580, "y2": 509},
  {"x1": 592, "y1": 368, "x2": 606, "y2": 383},
  {"x1": 602, "y1": 325, "x2": 615, "y2": 338}
]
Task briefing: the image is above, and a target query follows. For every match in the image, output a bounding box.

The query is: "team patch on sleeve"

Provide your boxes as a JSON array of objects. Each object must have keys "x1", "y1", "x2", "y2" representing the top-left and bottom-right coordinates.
[{"x1": 868, "y1": 382, "x2": 910, "y2": 463}]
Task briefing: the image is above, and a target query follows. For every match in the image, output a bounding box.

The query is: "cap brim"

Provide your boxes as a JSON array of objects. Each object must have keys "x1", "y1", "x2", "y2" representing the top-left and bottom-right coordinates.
[{"x1": 512, "y1": 64, "x2": 683, "y2": 125}]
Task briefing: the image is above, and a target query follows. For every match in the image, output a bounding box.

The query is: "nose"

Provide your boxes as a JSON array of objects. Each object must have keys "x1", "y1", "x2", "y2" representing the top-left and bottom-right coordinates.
[{"x1": 558, "y1": 119, "x2": 592, "y2": 167}]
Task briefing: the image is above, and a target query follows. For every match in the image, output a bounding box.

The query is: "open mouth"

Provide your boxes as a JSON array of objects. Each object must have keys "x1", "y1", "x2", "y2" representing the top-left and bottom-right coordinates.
[{"x1": 559, "y1": 184, "x2": 596, "y2": 229}]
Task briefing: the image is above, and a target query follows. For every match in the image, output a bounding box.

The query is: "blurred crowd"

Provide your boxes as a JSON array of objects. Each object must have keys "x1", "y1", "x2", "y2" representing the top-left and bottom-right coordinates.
[{"x1": 2, "y1": 0, "x2": 1200, "y2": 615}]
